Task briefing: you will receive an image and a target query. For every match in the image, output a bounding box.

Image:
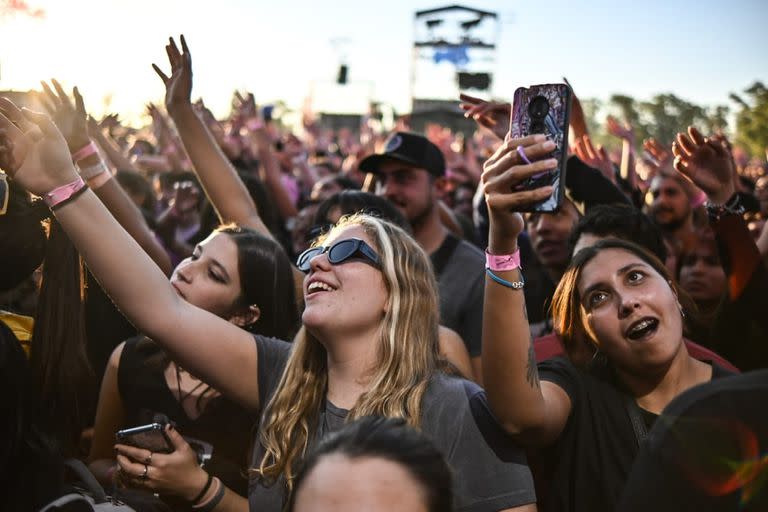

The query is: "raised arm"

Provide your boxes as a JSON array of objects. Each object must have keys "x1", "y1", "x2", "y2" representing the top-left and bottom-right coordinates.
[
  {"x1": 481, "y1": 134, "x2": 572, "y2": 445},
  {"x1": 35, "y1": 82, "x2": 172, "y2": 275},
  {"x1": 0, "y1": 102, "x2": 260, "y2": 411},
  {"x1": 154, "y1": 36, "x2": 272, "y2": 239}
]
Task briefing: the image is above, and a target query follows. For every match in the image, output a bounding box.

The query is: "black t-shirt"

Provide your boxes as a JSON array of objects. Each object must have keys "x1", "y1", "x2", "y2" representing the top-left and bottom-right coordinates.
[
  {"x1": 248, "y1": 335, "x2": 536, "y2": 511},
  {"x1": 118, "y1": 336, "x2": 256, "y2": 497},
  {"x1": 537, "y1": 356, "x2": 734, "y2": 512}
]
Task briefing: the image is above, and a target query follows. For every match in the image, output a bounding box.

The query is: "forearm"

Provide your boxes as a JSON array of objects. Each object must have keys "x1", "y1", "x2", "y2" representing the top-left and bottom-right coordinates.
[
  {"x1": 88, "y1": 458, "x2": 117, "y2": 486},
  {"x1": 92, "y1": 131, "x2": 138, "y2": 173},
  {"x1": 256, "y1": 142, "x2": 299, "y2": 219},
  {"x1": 620, "y1": 139, "x2": 637, "y2": 188},
  {"x1": 482, "y1": 233, "x2": 548, "y2": 433},
  {"x1": 54, "y1": 191, "x2": 184, "y2": 344},
  {"x1": 93, "y1": 178, "x2": 172, "y2": 276},
  {"x1": 168, "y1": 105, "x2": 265, "y2": 229},
  {"x1": 711, "y1": 214, "x2": 762, "y2": 300}
]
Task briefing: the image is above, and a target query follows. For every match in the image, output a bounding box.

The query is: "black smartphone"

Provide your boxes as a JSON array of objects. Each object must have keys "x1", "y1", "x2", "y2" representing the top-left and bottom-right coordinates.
[
  {"x1": 509, "y1": 83, "x2": 572, "y2": 212},
  {"x1": 116, "y1": 423, "x2": 174, "y2": 453}
]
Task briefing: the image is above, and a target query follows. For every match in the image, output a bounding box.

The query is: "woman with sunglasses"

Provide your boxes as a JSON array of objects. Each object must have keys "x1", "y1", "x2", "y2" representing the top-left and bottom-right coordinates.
[{"x1": 0, "y1": 93, "x2": 536, "y2": 512}]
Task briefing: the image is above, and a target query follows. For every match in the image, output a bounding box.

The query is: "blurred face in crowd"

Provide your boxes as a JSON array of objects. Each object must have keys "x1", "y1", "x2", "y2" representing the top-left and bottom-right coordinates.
[
  {"x1": 756, "y1": 176, "x2": 768, "y2": 216},
  {"x1": 292, "y1": 454, "x2": 428, "y2": 512},
  {"x1": 311, "y1": 176, "x2": 344, "y2": 202},
  {"x1": 648, "y1": 176, "x2": 691, "y2": 231},
  {"x1": 301, "y1": 225, "x2": 388, "y2": 339},
  {"x1": 170, "y1": 232, "x2": 243, "y2": 319},
  {"x1": 527, "y1": 199, "x2": 581, "y2": 275},
  {"x1": 678, "y1": 239, "x2": 726, "y2": 306},
  {"x1": 453, "y1": 185, "x2": 475, "y2": 219},
  {"x1": 375, "y1": 160, "x2": 435, "y2": 228},
  {"x1": 577, "y1": 248, "x2": 684, "y2": 372}
]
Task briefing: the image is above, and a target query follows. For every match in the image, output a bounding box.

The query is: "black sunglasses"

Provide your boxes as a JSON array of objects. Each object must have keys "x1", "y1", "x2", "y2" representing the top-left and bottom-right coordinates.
[{"x1": 297, "y1": 238, "x2": 381, "y2": 273}]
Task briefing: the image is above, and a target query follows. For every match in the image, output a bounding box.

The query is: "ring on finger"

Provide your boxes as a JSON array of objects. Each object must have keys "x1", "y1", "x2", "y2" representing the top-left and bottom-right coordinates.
[
  {"x1": 144, "y1": 452, "x2": 153, "y2": 465},
  {"x1": 141, "y1": 464, "x2": 149, "y2": 480}
]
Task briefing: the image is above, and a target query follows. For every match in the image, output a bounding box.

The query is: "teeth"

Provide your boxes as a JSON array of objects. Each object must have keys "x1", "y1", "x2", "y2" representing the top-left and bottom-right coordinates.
[
  {"x1": 308, "y1": 281, "x2": 334, "y2": 293},
  {"x1": 630, "y1": 319, "x2": 652, "y2": 334}
]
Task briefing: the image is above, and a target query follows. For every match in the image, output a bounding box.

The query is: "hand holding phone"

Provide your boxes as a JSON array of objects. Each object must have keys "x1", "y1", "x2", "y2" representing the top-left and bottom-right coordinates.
[
  {"x1": 116, "y1": 423, "x2": 174, "y2": 454},
  {"x1": 509, "y1": 83, "x2": 571, "y2": 212}
]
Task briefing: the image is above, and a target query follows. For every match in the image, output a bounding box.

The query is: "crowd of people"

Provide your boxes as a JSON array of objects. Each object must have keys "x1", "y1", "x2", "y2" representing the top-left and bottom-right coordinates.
[{"x1": 0, "y1": 34, "x2": 766, "y2": 511}]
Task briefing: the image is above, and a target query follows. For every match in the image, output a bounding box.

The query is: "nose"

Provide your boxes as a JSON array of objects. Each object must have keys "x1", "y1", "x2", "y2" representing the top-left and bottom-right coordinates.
[
  {"x1": 532, "y1": 214, "x2": 554, "y2": 234},
  {"x1": 308, "y1": 249, "x2": 332, "y2": 274},
  {"x1": 174, "y1": 259, "x2": 194, "y2": 283},
  {"x1": 618, "y1": 293, "x2": 640, "y2": 319}
]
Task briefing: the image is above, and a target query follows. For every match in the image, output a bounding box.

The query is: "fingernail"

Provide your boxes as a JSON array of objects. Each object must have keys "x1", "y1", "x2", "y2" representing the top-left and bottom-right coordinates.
[
  {"x1": 533, "y1": 134, "x2": 546, "y2": 142},
  {"x1": 543, "y1": 141, "x2": 556, "y2": 149},
  {"x1": 546, "y1": 158, "x2": 558, "y2": 167}
]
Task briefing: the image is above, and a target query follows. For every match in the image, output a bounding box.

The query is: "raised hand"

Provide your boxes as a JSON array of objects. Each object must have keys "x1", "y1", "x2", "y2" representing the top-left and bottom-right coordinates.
[
  {"x1": 153, "y1": 35, "x2": 193, "y2": 113},
  {"x1": 0, "y1": 99, "x2": 78, "y2": 196},
  {"x1": 573, "y1": 134, "x2": 615, "y2": 183},
  {"x1": 460, "y1": 93, "x2": 511, "y2": 141},
  {"x1": 39, "y1": 79, "x2": 91, "y2": 152},
  {"x1": 672, "y1": 126, "x2": 735, "y2": 204},
  {"x1": 643, "y1": 137, "x2": 673, "y2": 170},
  {"x1": 606, "y1": 115, "x2": 634, "y2": 143},
  {"x1": 482, "y1": 134, "x2": 558, "y2": 250}
]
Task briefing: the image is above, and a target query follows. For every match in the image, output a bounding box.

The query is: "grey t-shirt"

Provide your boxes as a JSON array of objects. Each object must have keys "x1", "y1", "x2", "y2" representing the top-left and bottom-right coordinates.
[
  {"x1": 249, "y1": 335, "x2": 535, "y2": 511},
  {"x1": 430, "y1": 234, "x2": 486, "y2": 357}
]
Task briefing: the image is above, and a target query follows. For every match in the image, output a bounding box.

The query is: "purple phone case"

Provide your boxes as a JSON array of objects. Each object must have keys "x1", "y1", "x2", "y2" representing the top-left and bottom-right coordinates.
[{"x1": 509, "y1": 83, "x2": 571, "y2": 212}]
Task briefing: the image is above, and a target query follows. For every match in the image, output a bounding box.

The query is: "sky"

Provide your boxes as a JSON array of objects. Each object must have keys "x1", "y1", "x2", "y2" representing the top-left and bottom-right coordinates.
[{"x1": 0, "y1": 0, "x2": 766, "y2": 125}]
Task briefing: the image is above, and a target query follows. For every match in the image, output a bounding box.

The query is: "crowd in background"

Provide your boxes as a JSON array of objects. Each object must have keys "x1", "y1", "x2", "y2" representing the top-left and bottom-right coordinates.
[{"x1": 0, "y1": 34, "x2": 767, "y2": 512}]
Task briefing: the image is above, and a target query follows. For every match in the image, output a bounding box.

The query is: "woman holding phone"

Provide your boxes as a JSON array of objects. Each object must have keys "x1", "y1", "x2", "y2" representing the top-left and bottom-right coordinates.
[
  {"x1": 0, "y1": 58, "x2": 535, "y2": 512},
  {"x1": 479, "y1": 129, "x2": 744, "y2": 511}
]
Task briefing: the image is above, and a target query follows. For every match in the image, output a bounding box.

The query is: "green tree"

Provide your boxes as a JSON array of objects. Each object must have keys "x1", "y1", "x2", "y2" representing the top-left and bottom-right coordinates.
[{"x1": 731, "y1": 81, "x2": 768, "y2": 157}]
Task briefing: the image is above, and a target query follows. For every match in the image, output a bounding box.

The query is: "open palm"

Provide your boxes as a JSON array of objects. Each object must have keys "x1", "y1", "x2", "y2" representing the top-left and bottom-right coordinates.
[{"x1": 153, "y1": 35, "x2": 193, "y2": 112}]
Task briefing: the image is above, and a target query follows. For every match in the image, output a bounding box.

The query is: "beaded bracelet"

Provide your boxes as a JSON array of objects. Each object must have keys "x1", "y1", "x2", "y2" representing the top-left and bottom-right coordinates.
[{"x1": 486, "y1": 268, "x2": 525, "y2": 289}]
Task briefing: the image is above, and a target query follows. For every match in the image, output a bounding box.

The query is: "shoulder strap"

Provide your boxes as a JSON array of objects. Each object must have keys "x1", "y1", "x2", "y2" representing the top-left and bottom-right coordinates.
[{"x1": 623, "y1": 395, "x2": 649, "y2": 446}]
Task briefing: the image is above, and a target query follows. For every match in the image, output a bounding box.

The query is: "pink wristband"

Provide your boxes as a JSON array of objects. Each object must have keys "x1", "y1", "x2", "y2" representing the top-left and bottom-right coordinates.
[
  {"x1": 485, "y1": 248, "x2": 521, "y2": 271},
  {"x1": 43, "y1": 176, "x2": 86, "y2": 209},
  {"x1": 71, "y1": 141, "x2": 98, "y2": 162}
]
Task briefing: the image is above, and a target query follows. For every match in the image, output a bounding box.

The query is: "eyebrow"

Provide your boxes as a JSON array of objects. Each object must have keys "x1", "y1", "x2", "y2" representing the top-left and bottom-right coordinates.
[{"x1": 580, "y1": 262, "x2": 645, "y2": 299}]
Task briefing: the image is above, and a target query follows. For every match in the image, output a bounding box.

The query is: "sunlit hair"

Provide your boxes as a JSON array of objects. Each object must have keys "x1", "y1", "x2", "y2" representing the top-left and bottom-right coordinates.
[
  {"x1": 552, "y1": 238, "x2": 691, "y2": 350},
  {"x1": 256, "y1": 213, "x2": 440, "y2": 491}
]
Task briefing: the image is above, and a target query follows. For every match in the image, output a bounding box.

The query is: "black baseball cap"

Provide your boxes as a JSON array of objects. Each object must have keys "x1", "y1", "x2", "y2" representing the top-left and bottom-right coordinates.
[{"x1": 359, "y1": 132, "x2": 446, "y2": 177}]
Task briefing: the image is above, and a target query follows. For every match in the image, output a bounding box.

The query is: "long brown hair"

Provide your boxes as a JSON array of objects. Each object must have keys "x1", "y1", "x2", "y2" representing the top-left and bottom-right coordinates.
[{"x1": 256, "y1": 214, "x2": 440, "y2": 490}]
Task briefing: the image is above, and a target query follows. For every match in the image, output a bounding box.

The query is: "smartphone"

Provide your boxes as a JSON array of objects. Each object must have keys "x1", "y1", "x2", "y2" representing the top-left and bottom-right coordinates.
[
  {"x1": 116, "y1": 423, "x2": 174, "y2": 453},
  {"x1": 509, "y1": 83, "x2": 572, "y2": 212}
]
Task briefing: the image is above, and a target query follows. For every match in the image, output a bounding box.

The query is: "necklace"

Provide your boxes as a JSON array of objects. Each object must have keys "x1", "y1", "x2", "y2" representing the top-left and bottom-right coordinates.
[{"x1": 175, "y1": 364, "x2": 207, "y2": 405}]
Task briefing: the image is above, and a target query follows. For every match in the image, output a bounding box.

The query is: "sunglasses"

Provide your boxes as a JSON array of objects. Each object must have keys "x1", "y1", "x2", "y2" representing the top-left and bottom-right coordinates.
[{"x1": 297, "y1": 238, "x2": 381, "y2": 273}]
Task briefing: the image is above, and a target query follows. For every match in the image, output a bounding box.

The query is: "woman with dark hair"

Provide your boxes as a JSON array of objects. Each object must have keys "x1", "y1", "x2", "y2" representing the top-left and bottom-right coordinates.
[
  {"x1": 290, "y1": 416, "x2": 453, "y2": 512},
  {"x1": 87, "y1": 223, "x2": 299, "y2": 508},
  {"x1": 479, "y1": 129, "x2": 746, "y2": 512}
]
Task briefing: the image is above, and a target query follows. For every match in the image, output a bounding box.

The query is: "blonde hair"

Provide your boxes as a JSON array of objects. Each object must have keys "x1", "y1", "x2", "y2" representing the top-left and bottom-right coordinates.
[{"x1": 255, "y1": 213, "x2": 440, "y2": 490}]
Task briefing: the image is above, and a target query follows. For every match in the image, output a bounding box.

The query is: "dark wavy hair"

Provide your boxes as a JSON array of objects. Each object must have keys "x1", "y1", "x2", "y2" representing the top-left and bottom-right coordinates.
[
  {"x1": 289, "y1": 416, "x2": 453, "y2": 512},
  {"x1": 216, "y1": 225, "x2": 299, "y2": 339}
]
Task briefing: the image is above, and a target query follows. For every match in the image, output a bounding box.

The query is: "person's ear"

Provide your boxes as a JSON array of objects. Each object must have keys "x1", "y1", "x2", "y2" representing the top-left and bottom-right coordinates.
[
  {"x1": 433, "y1": 176, "x2": 451, "y2": 201},
  {"x1": 229, "y1": 304, "x2": 261, "y2": 328}
]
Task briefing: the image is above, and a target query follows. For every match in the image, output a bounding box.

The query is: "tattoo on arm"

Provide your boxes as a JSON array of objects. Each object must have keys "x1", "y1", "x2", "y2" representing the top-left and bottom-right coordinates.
[
  {"x1": 526, "y1": 342, "x2": 540, "y2": 389},
  {"x1": 521, "y1": 297, "x2": 540, "y2": 389}
]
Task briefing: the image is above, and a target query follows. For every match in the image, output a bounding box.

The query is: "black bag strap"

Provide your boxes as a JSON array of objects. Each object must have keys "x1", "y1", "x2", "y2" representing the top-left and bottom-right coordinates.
[
  {"x1": 64, "y1": 458, "x2": 108, "y2": 503},
  {"x1": 623, "y1": 395, "x2": 649, "y2": 446}
]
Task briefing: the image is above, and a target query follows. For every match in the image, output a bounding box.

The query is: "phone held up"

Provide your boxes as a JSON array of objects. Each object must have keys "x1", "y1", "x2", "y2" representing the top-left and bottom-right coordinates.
[
  {"x1": 116, "y1": 423, "x2": 174, "y2": 454},
  {"x1": 509, "y1": 83, "x2": 572, "y2": 212}
]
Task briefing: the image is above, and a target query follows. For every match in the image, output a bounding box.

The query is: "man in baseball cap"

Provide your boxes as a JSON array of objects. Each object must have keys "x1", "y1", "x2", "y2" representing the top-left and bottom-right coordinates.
[{"x1": 361, "y1": 132, "x2": 486, "y2": 380}]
